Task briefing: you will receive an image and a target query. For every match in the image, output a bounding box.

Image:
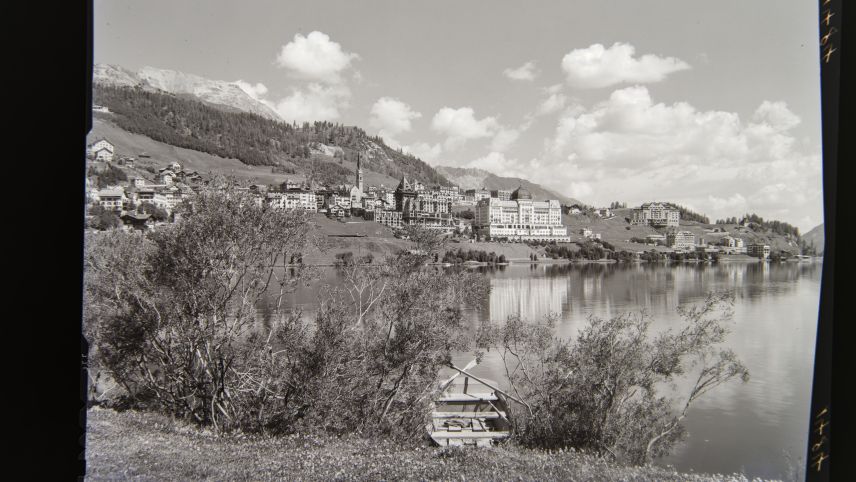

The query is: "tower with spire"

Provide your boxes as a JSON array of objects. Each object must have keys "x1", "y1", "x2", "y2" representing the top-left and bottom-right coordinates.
[{"x1": 356, "y1": 153, "x2": 364, "y2": 193}]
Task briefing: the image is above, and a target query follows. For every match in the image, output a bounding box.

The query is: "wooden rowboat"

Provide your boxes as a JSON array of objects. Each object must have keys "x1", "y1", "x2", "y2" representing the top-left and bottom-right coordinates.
[{"x1": 426, "y1": 375, "x2": 512, "y2": 447}]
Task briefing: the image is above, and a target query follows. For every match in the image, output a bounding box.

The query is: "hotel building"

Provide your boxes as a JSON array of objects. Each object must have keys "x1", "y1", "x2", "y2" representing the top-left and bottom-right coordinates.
[
  {"x1": 473, "y1": 187, "x2": 569, "y2": 242},
  {"x1": 631, "y1": 202, "x2": 680, "y2": 227}
]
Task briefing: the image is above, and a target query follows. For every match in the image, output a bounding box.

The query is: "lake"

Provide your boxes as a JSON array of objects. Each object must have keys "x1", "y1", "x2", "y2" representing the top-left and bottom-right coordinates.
[{"x1": 271, "y1": 260, "x2": 821, "y2": 480}]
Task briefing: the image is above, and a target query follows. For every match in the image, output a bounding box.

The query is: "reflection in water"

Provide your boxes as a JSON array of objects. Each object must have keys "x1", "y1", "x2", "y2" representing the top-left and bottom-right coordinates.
[{"x1": 267, "y1": 261, "x2": 821, "y2": 480}]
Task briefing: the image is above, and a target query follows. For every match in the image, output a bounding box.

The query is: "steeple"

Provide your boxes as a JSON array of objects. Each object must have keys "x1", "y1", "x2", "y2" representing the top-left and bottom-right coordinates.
[{"x1": 356, "y1": 153, "x2": 364, "y2": 192}]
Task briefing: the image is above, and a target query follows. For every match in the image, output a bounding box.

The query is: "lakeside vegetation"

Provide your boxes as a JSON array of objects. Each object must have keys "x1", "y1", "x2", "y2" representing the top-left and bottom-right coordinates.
[
  {"x1": 440, "y1": 248, "x2": 507, "y2": 264},
  {"x1": 84, "y1": 185, "x2": 752, "y2": 478}
]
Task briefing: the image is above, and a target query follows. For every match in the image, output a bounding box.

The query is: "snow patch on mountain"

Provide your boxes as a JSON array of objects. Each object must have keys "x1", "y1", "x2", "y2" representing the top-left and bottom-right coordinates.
[{"x1": 94, "y1": 64, "x2": 283, "y2": 122}]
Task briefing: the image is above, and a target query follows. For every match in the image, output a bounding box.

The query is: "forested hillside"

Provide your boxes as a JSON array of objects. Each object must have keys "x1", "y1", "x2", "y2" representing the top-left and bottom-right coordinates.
[
  {"x1": 93, "y1": 84, "x2": 451, "y2": 186},
  {"x1": 714, "y1": 213, "x2": 801, "y2": 238}
]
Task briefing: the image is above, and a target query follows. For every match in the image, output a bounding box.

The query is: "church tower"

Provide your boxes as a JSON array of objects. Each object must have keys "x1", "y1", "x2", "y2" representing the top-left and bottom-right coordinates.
[{"x1": 356, "y1": 153, "x2": 364, "y2": 193}]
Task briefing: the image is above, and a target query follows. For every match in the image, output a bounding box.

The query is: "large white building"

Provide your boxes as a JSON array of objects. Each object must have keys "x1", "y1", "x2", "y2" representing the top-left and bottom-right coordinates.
[
  {"x1": 667, "y1": 231, "x2": 696, "y2": 250},
  {"x1": 473, "y1": 187, "x2": 568, "y2": 242},
  {"x1": 631, "y1": 202, "x2": 680, "y2": 227}
]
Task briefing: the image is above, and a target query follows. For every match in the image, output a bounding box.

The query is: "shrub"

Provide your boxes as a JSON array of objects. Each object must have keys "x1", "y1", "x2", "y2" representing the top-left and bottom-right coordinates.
[
  {"x1": 477, "y1": 293, "x2": 748, "y2": 466},
  {"x1": 84, "y1": 188, "x2": 490, "y2": 439}
]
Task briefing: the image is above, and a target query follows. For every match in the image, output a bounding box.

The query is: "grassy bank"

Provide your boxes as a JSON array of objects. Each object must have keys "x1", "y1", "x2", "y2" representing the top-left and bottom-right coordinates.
[{"x1": 84, "y1": 407, "x2": 770, "y2": 481}]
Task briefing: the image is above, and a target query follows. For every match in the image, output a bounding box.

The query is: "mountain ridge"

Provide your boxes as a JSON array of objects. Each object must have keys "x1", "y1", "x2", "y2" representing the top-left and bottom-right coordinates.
[
  {"x1": 801, "y1": 223, "x2": 824, "y2": 254},
  {"x1": 94, "y1": 64, "x2": 282, "y2": 121},
  {"x1": 435, "y1": 165, "x2": 583, "y2": 205},
  {"x1": 91, "y1": 82, "x2": 451, "y2": 187}
]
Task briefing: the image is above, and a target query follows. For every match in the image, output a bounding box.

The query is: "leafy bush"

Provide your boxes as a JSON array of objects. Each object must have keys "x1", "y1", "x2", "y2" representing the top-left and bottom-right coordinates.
[
  {"x1": 84, "y1": 188, "x2": 489, "y2": 439},
  {"x1": 477, "y1": 293, "x2": 748, "y2": 466}
]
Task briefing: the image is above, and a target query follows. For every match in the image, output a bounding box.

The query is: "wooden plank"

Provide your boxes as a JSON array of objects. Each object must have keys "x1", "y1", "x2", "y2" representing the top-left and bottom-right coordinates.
[
  {"x1": 430, "y1": 431, "x2": 510, "y2": 439},
  {"x1": 437, "y1": 393, "x2": 498, "y2": 402},
  {"x1": 432, "y1": 411, "x2": 505, "y2": 419}
]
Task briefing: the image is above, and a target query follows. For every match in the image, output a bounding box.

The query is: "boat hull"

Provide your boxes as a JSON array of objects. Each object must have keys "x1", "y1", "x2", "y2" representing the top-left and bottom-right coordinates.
[{"x1": 427, "y1": 377, "x2": 512, "y2": 447}]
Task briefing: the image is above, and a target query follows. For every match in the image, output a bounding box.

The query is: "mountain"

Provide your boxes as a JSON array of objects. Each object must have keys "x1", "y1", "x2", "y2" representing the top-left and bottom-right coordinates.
[
  {"x1": 94, "y1": 64, "x2": 282, "y2": 121},
  {"x1": 91, "y1": 81, "x2": 451, "y2": 187},
  {"x1": 802, "y1": 223, "x2": 825, "y2": 254},
  {"x1": 435, "y1": 166, "x2": 582, "y2": 205}
]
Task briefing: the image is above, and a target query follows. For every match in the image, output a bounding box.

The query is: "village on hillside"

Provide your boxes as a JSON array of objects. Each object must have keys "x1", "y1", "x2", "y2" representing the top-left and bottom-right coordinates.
[{"x1": 86, "y1": 136, "x2": 813, "y2": 262}]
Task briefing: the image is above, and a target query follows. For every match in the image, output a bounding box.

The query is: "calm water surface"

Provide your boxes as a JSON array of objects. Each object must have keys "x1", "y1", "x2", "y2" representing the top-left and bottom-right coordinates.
[{"x1": 269, "y1": 261, "x2": 820, "y2": 480}]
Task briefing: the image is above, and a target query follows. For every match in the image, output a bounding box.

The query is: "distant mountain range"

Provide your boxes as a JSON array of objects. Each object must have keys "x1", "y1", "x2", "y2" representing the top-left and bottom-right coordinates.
[
  {"x1": 94, "y1": 64, "x2": 282, "y2": 121},
  {"x1": 435, "y1": 166, "x2": 582, "y2": 205}
]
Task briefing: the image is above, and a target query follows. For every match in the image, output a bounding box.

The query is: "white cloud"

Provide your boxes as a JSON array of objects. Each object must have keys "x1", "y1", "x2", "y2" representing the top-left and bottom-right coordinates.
[
  {"x1": 537, "y1": 91, "x2": 568, "y2": 116},
  {"x1": 274, "y1": 83, "x2": 351, "y2": 123},
  {"x1": 275, "y1": 31, "x2": 359, "y2": 84},
  {"x1": 503, "y1": 61, "x2": 539, "y2": 81},
  {"x1": 402, "y1": 142, "x2": 443, "y2": 164},
  {"x1": 752, "y1": 101, "x2": 801, "y2": 131},
  {"x1": 569, "y1": 182, "x2": 593, "y2": 199},
  {"x1": 561, "y1": 42, "x2": 690, "y2": 88},
  {"x1": 431, "y1": 107, "x2": 500, "y2": 150},
  {"x1": 263, "y1": 31, "x2": 359, "y2": 122},
  {"x1": 234, "y1": 80, "x2": 269, "y2": 100},
  {"x1": 491, "y1": 128, "x2": 522, "y2": 153},
  {"x1": 532, "y1": 86, "x2": 822, "y2": 230},
  {"x1": 707, "y1": 193, "x2": 748, "y2": 212},
  {"x1": 370, "y1": 97, "x2": 422, "y2": 139}
]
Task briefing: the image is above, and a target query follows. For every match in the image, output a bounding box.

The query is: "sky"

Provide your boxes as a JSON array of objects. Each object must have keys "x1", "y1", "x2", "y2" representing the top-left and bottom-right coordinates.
[{"x1": 94, "y1": 0, "x2": 824, "y2": 232}]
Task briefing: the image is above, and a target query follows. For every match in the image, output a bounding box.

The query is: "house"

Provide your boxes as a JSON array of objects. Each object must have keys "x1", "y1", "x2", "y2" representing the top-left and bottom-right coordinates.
[
  {"x1": 719, "y1": 236, "x2": 747, "y2": 254},
  {"x1": 282, "y1": 179, "x2": 304, "y2": 190},
  {"x1": 120, "y1": 212, "x2": 154, "y2": 231},
  {"x1": 118, "y1": 156, "x2": 136, "y2": 168},
  {"x1": 158, "y1": 170, "x2": 176, "y2": 185},
  {"x1": 88, "y1": 138, "x2": 115, "y2": 162},
  {"x1": 249, "y1": 184, "x2": 268, "y2": 194},
  {"x1": 593, "y1": 207, "x2": 613, "y2": 218},
  {"x1": 327, "y1": 204, "x2": 347, "y2": 218},
  {"x1": 98, "y1": 188, "x2": 126, "y2": 211}
]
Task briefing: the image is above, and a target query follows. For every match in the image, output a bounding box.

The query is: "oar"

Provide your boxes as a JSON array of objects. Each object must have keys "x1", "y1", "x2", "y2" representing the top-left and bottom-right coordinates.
[
  {"x1": 448, "y1": 363, "x2": 529, "y2": 408},
  {"x1": 438, "y1": 358, "x2": 478, "y2": 391}
]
